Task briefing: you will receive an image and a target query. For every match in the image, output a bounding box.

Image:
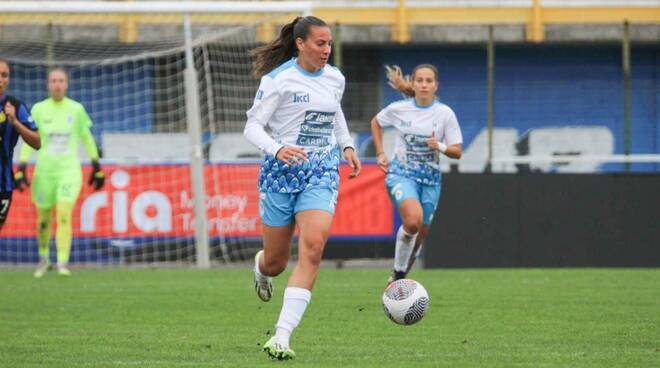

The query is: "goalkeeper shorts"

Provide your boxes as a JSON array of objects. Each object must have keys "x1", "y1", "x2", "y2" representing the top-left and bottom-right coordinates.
[{"x1": 32, "y1": 171, "x2": 82, "y2": 209}]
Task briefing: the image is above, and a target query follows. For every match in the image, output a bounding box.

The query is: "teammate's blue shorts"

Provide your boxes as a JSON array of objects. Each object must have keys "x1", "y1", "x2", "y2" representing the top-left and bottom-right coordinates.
[
  {"x1": 385, "y1": 173, "x2": 441, "y2": 225},
  {"x1": 259, "y1": 186, "x2": 338, "y2": 227}
]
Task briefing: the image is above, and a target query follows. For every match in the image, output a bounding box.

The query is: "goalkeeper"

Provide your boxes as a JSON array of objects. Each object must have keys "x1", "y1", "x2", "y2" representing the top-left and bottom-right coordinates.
[{"x1": 15, "y1": 68, "x2": 105, "y2": 277}]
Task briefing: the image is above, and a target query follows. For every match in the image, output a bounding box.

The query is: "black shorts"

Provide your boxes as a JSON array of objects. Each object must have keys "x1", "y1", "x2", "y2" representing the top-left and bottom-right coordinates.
[{"x1": 0, "y1": 191, "x2": 13, "y2": 227}]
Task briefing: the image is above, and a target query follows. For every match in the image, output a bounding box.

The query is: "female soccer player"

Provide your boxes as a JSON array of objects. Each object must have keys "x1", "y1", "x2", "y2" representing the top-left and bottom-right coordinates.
[
  {"x1": 244, "y1": 16, "x2": 361, "y2": 360},
  {"x1": 371, "y1": 64, "x2": 463, "y2": 284},
  {"x1": 0, "y1": 58, "x2": 41, "y2": 231},
  {"x1": 15, "y1": 68, "x2": 105, "y2": 277}
]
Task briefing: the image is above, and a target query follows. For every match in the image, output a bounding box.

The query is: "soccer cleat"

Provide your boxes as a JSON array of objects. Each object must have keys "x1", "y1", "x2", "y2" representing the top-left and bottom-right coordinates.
[
  {"x1": 262, "y1": 336, "x2": 295, "y2": 360},
  {"x1": 57, "y1": 264, "x2": 71, "y2": 277},
  {"x1": 254, "y1": 250, "x2": 272, "y2": 302},
  {"x1": 387, "y1": 270, "x2": 408, "y2": 286},
  {"x1": 33, "y1": 259, "x2": 52, "y2": 278}
]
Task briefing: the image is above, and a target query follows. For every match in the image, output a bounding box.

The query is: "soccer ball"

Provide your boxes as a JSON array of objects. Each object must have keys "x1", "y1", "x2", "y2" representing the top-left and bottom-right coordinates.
[{"x1": 382, "y1": 279, "x2": 429, "y2": 325}]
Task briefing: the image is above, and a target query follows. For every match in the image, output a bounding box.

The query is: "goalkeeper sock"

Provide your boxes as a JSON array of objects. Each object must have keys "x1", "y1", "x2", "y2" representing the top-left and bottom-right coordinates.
[
  {"x1": 37, "y1": 208, "x2": 52, "y2": 260},
  {"x1": 55, "y1": 202, "x2": 74, "y2": 265},
  {"x1": 394, "y1": 225, "x2": 418, "y2": 272},
  {"x1": 274, "y1": 287, "x2": 311, "y2": 346}
]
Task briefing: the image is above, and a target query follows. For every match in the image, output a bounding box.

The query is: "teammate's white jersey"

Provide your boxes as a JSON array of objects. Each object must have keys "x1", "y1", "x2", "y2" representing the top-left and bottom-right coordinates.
[
  {"x1": 376, "y1": 98, "x2": 462, "y2": 184},
  {"x1": 244, "y1": 58, "x2": 354, "y2": 157}
]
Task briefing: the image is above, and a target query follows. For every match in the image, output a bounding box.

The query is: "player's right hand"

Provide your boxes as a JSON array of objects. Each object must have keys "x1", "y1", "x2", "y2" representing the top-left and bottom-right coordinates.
[
  {"x1": 4, "y1": 101, "x2": 17, "y2": 124},
  {"x1": 377, "y1": 152, "x2": 388, "y2": 173},
  {"x1": 13, "y1": 163, "x2": 30, "y2": 191},
  {"x1": 276, "y1": 146, "x2": 307, "y2": 165}
]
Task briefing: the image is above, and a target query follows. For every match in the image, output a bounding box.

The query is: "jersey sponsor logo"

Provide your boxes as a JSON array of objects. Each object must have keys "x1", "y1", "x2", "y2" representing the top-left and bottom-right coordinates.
[
  {"x1": 401, "y1": 120, "x2": 412, "y2": 127},
  {"x1": 293, "y1": 91, "x2": 310, "y2": 103},
  {"x1": 297, "y1": 110, "x2": 335, "y2": 147},
  {"x1": 255, "y1": 89, "x2": 264, "y2": 101},
  {"x1": 403, "y1": 133, "x2": 436, "y2": 163},
  {"x1": 304, "y1": 111, "x2": 335, "y2": 124}
]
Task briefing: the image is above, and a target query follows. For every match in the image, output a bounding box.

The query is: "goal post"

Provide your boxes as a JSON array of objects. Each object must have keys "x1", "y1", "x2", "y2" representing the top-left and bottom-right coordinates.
[{"x1": 0, "y1": 1, "x2": 313, "y2": 268}]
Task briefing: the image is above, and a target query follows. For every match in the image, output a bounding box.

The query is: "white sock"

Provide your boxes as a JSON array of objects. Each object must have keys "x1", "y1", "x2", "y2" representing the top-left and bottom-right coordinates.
[
  {"x1": 274, "y1": 287, "x2": 312, "y2": 346},
  {"x1": 254, "y1": 253, "x2": 269, "y2": 282},
  {"x1": 394, "y1": 225, "x2": 418, "y2": 272}
]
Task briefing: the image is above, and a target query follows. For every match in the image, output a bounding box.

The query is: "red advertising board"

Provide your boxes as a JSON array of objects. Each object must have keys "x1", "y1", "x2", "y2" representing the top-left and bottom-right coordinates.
[{"x1": 3, "y1": 163, "x2": 393, "y2": 239}]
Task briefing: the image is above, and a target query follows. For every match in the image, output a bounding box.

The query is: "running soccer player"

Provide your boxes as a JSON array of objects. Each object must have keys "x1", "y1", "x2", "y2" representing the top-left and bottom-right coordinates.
[
  {"x1": 0, "y1": 58, "x2": 41, "y2": 231},
  {"x1": 371, "y1": 64, "x2": 463, "y2": 284},
  {"x1": 15, "y1": 68, "x2": 105, "y2": 277},
  {"x1": 244, "y1": 16, "x2": 361, "y2": 360}
]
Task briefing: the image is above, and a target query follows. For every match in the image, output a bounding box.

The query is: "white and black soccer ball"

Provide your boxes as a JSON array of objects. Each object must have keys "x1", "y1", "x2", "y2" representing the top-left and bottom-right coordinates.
[{"x1": 382, "y1": 279, "x2": 429, "y2": 325}]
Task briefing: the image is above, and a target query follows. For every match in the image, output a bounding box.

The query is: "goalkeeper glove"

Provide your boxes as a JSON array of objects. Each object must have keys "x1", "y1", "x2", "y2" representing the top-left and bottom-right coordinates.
[
  {"x1": 88, "y1": 160, "x2": 105, "y2": 191},
  {"x1": 14, "y1": 163, "x2": 30, "y2": 192}
]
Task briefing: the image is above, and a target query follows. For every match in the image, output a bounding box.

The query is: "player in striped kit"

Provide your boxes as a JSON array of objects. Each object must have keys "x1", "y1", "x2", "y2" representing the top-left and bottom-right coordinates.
[
  {"x1": 244, "y1": 16, "x2": 361, "y2": 360},
  {"x1": 0, "y1": 58, "x2": 41, "y2": 231},
  {"x1": 371, "y1": 64, "x2": 463, "y2": 284},
  {"x1": 15, "y1": 68, "x2": 105, "y2": 277}
]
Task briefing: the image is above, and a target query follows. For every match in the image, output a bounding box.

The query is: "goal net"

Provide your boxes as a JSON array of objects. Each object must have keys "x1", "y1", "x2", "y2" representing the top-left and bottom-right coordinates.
[{"x1": 1, "y1": 1, "x2": 311, "y2": 266}]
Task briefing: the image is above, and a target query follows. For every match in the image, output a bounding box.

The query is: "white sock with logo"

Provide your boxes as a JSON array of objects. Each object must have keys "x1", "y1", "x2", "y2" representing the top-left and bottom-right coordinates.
[
  {"x1": 394, "y1": 225, "x2": 418, "y2": 272},
  {"x1": 274, "y1": 287, "x2": 312, "y2": 346}
]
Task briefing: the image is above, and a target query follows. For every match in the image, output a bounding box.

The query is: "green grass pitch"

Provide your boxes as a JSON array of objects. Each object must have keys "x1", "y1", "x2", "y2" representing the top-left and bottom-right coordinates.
[{"x1": 1, "y1": 268, "x2": 658, "y2": 367}]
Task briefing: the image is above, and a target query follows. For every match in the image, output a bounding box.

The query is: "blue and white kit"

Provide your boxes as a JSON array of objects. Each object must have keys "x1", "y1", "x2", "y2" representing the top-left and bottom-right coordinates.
[
  {"x1": 244, "y1": 58, "x2": 354, "y2": 226},
  {"x1": 376, "y1": 99, "x2": 462, "y2": 224}
]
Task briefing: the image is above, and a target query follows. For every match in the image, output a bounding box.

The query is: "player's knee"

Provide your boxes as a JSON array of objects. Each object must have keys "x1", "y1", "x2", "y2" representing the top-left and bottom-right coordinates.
[
  {"x1": 402, "y1": 218, "x2": 422, "y2": 235},
  {"x1": 262, "y1": 256, "x2": 287, "y2": 276},
  {"x1": 299, "y1": 235, "x2": 326, "y2": 266}
]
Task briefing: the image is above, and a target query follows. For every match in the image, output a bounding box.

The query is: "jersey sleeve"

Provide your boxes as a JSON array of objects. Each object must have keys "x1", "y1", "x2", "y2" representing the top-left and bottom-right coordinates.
[
  {"x1": 333, "y1": 107, "x2": 355, "y2": 152},
  {"x1": 375, "y1": 103, "x2": 396, "y2": 128},
  {"x1": 441, "y1": 107, "x2": 463, "y2": 146},
  {"x1": 78, "y1": 104, "x2": 100, "y2": 160},
  {"x1": 78, "y1": 103, "x2": 93, "y2": 129},
  {"x1": 18, "y1": 102, "x2": 37, "y2": 131},
  {"x1": 244, "y1": 76, "x2": 284, "y2": 156}
]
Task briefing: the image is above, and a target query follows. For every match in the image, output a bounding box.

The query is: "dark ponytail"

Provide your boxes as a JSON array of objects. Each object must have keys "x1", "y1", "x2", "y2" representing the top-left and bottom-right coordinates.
[{"x1": 251, "y1": 16, "x2": 328, "y2": 78}]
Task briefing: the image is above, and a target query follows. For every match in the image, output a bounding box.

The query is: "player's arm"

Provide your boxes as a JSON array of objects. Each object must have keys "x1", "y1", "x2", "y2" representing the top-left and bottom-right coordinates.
[
  {"x1": 334, "y1": 108, "x2": 360, "y2": 178},
  {"x1": 385, "y1": 65, "x2": 414, "y2": 97},
  {"x1": 4, "y1": 101, "x2": 40, "y2": 149},
  {"x1": 371, "y1": 104, "x2": 395, "y2": 173},
  {"x1": 427, "y1": 108, "x2": 463, "y2": 159},
  {"x1": 79, "y1": 106, "x2": 105, "y2": 190},
  {"x1": 370, "y1": 116, "x2": 388, "y2": 173},
  {"x1": 244, "y1": 76, "x2": 306, "y2": 164}
]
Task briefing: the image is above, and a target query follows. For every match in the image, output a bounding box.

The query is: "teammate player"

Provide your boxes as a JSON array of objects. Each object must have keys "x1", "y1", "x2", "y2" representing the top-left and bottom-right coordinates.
[
  {"x1": 244, "y1": 16, "x2": 361, "y2": 360},
  {"x1": 0, "y1": 58, "x2": 41, "y2": 231},
  {"x1": 371, "y1": 64, "x2": 463, "y2": 284},
  {"x1": 15, "y1": 68, "x2": 105, "y2": 277}
]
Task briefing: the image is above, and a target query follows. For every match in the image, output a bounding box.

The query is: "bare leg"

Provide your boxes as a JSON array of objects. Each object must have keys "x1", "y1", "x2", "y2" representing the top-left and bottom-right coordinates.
[
  {"x1": 259, "y1": 223, "x2": 296, "y2": 277},
  {"x1": 288, "y1": 210, "x2": 334, "y2": 290}
]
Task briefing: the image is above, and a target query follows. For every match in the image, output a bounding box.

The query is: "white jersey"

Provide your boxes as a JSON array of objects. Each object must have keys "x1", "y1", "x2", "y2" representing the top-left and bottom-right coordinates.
[
  {"x1": 244, "y1": 58, "x2": 354, "y2": 193},
  {"x1": 244, "y1": 58, "x2": 354, "y2": 157},
  {"x1": 376, "y1": 98, "x2": 462, "y2": 184}
]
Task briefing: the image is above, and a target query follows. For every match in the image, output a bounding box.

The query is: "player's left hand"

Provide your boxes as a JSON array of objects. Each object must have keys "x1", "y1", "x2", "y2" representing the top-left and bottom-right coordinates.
[
  {"x1": 88, "y1": 160, "x2": 105, "y2": 190},
  {"x1": 4, "y1": 101, "x2": 17, "y2": 125},
  {"x1": 343, "y1": 147, "x2": 361, "y2": 178},
  {"x1": 13, "y1": 163, "x2": 30, "y2": 192}
]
